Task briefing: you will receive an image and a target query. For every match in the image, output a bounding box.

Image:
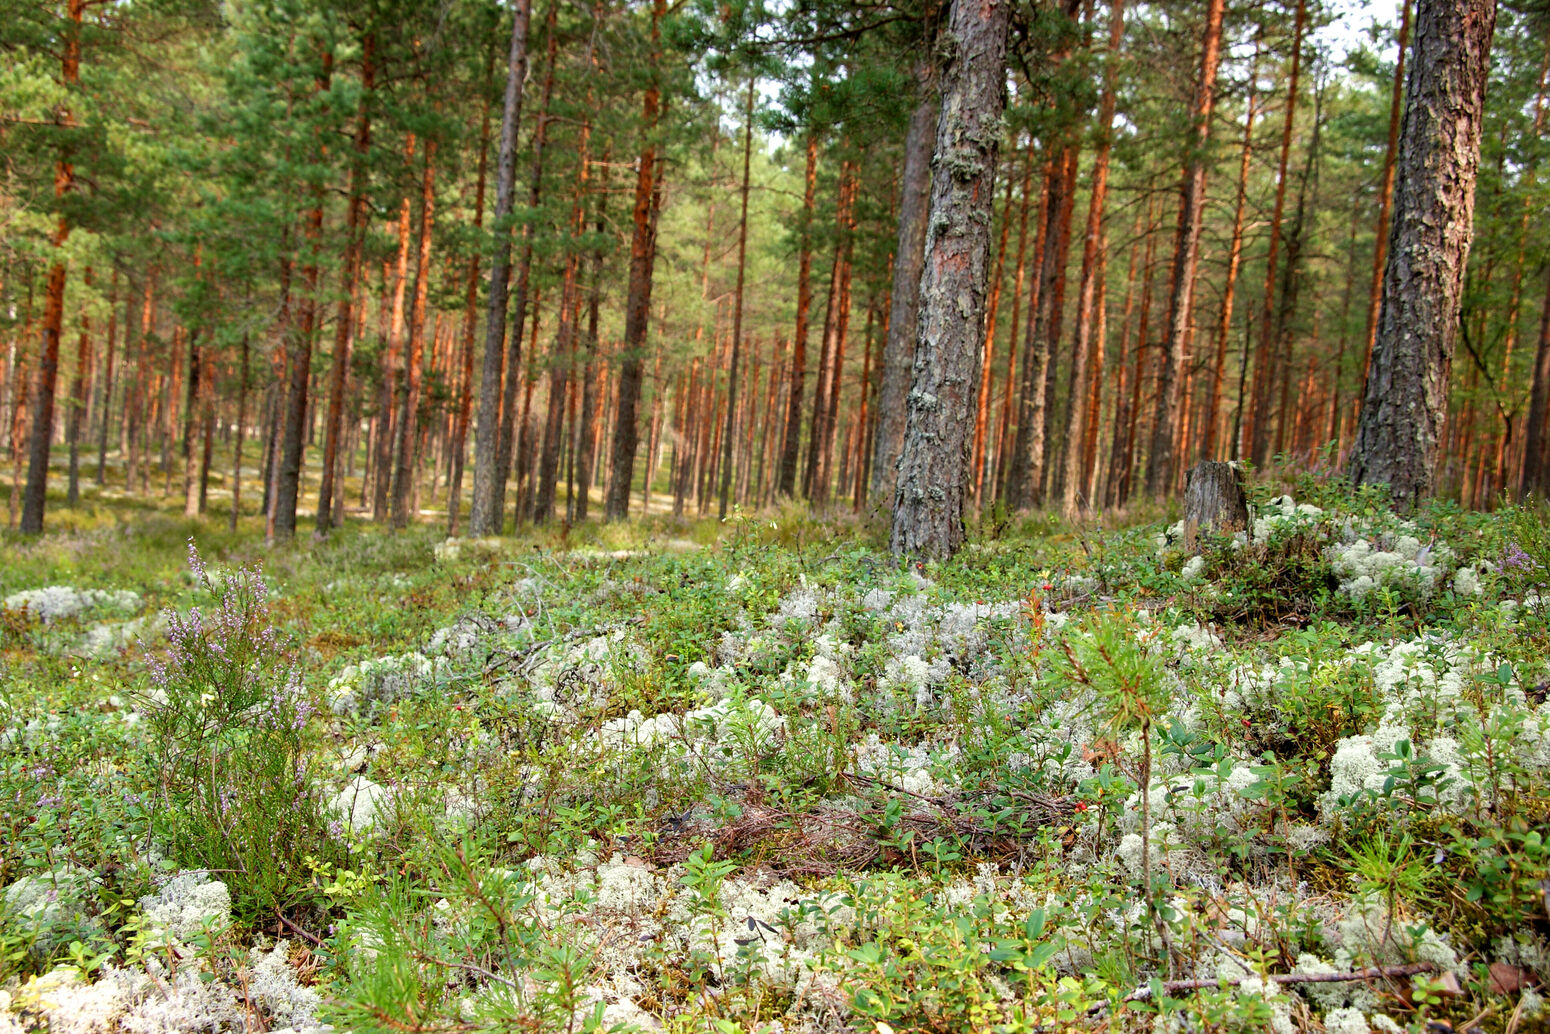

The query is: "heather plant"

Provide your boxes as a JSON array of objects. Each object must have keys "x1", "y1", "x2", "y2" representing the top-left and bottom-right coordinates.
[{"x1": 141, "y1": 543, "x2": 328, "y2": 917}]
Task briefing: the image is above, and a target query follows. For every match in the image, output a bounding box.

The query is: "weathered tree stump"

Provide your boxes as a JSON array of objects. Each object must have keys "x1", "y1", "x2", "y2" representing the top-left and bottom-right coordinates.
[{"x1": 1182, "y1": 461, "x2": 1249, "y2": 549}]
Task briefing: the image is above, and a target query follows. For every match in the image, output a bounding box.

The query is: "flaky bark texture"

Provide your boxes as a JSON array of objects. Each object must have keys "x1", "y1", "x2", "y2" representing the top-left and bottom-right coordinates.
[
  {"x1": 468, "y1": 0, "x2": 532, "y2": 536},
  {"x1": 1348, "y1": 0, "x2": 1496, "y2": 507},
  {"x1": 890, "y1": 0, "x2": 1009, "y2": 558},
  {"x1": 870, "y1": 67, "x2": 936, "y2": 509}
]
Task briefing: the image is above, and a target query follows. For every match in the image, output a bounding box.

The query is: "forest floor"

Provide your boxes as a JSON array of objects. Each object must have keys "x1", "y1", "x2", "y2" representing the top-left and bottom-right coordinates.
[{"x1": 3, "y1": 469, "x2": 1550, "y2": 1034}]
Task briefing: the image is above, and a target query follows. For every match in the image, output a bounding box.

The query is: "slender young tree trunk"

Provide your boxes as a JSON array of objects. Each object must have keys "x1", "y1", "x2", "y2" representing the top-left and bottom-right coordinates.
[
  {"x1": 993, "y1": 145, "x2": 1037, "y2": 501},
  {"x1": 1203, "y1": 42, "x2": 1259, "y2": 462},
  {"x1": 1271, "y1": 81, "x2": 1325, "y2": 459},
  {"x1": 574, "y1": 153, "x2": 609, "y2": 522},
  {"x1": 1349, "y1": 0, "x2": 1495, "y2": 505},
  {"x1": 451, "y1": 42, "x2": 500, "y2": 536},
  {"x1": 605, "y1": 0, "x2": 665, "y2": 520},
  {"x1": 275, "y1": 52, "x2": 333, "y2": 541},
  {"x1": 1145, "y1": 0, "x2": 1226, "y2": 497},
  {"x1": 391, "y1": 136, "x2": 438, "y2": 528},
  {"x1": 498, "y1": 6, "x2": 558, "y2": 530},
  {"x1": 230, "y1": 331, "x2": 249, "y2": 531},
  {"x1": 1061, "y1": 0, "x2": 1126, "y2": 515},
  {"x1": 1081, "y1": 228, "x2": 1109, "y2": 500},
  {"x1": 66, "y1": 267, "x2": 93, "y2": 507},
  {"x1": 719, "y1": 78, "x2": 756, "y2": 520},
  {"x1": 375, "y1": 143, "x2": 415, "y2": 522},
  {"x1": 778, "y1": 132, "x2": 819, "y2": 498},
  {"x1": 870, "y1": 63, "x2": 937, "y2": 507},
  {"x1": 20, "y1": 0, "x2": 83, "y2": 534},
  {"x1": 95, "y1": 268, "x2": 117, "y2": 486},
  {"x1": 1522, "y1": 265, "x2": 1550, "y2": 497},
  {"x1": 814, "y1": 165, "x2": 856, "y2": 507},
  {"x1": 1010, "y1": 140, "x2": 1078, "y2": 509},
  {"x1": 1122, "y1": 196, "x2": 1161, "y2": 503},
  {"x1": 183, "y1": 321, "x2": 203, "y2": 518},
  {"x1": 468, "y1": 0, "x2": 533, "y2": 536},
  {"x1": 1249, "y1": 0, "x2": 1306, "y2": 464},
  {"x1": 1494, "y1": 40, "x2": 1548, "y2": 495},
  {"x1": 1104, "y1": 208, "x2": 1143, "y2": 505},
  {"x1": 891, "y1": 0, "x2": 1010, "y2": 557},
  {"x1": 535, "y1": 21, "x2": 597, "y2": 525},
  {"x1": 318, "y1": 34, "x2": 374, "y2": 534},
  {"x1": 128, "y1": 273, "x2": 154, "y2": 493},
  {"x1": 972, "y1": 167, "x2": 1017, "y2": 504}
]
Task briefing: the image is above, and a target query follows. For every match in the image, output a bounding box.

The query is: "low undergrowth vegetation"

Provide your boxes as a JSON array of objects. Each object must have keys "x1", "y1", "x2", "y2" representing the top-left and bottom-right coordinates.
[{"x1": 3, "y1": 486, "x2": 1550, "y2": 1032}]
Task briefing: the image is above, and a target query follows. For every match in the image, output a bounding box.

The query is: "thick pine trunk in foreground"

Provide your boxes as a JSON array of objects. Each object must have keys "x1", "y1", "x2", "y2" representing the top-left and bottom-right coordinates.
[
  {"x1": 890, "y1": 0, "x2": 1009, "y2": 558},
  {"x1": 870, "y1": 67, "x2": 936, "y2": 509},
  {"x1": 468, "y1": 0, "x2": 532, "y2": 536},
  {"x1": 1349, "y1": 0, "x2": 1495, "y2": 506}
]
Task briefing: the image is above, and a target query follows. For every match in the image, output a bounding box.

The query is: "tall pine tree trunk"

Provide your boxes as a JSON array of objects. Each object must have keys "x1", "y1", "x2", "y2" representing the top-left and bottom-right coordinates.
[
  {"x1": 318, "y1": 34, "x2": 373, "y2": 534},
  {"x1": 1145, "y1": 0, "x2": 1226, "y2": 497},
  {"x1": 778, "y1": 132, "x2": 818, "y2": 498},
  {"x1": 719, "y1": 79, "x2": 756, "y2": 519},
  {"x1": 891, "y1": 0, "x2": 1009, "y2": 557},
  {"x1": 1522, "y1": 265, "x2": 1550, "y2": 497},
  {"x1": 499, "y1": 4, "x2": 558, "y2": 528},
  {"x1": 450, "y1": 43, "x2": 497, "y2": 535},
  {"x1": 275, "y1": 52, "x2": 333, "y2": 541},
  {"x1": 375, "y1": 143, "x2": 415, "y2": 522},
  {"x1": 870, "y1": 64, "x2": 936, "y2": 508},
  {"x1": 1249, "y1": 0, "x2": 1306, "y2": 465},
  {"x1": 468, "y1": 0, "x2": 532, "y2": 536},
  {"x1": 95, "y1": 268, "x2": 117, "y2": 486},
  {"x1": 66, "y1": 267, "x2": 93, "y2": 507},
  {"x1": 605, "y1": 0, "x2": 665, "y2": 520},
  {"x1": 20, "y1": 0, "x2": 83, "y2": 534},
  {"x1": 1060, "y1": 0, "x2": 1125, "y2": 515},
  {"x1": 1203, "y1": 41, "x2": 1259, "y2": 462},
  {"x1": 1349, "y1": 0, "x2": 1495, "y2": 505},
  {"x1": 391, "y1": 136, "x2": 438, "y2": 528}
]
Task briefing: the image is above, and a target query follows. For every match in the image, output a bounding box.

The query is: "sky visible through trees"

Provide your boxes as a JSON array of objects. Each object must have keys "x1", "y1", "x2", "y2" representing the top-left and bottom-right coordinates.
[{"x1": 1, "y1": 0, "x2": 1546, "y2": 548}]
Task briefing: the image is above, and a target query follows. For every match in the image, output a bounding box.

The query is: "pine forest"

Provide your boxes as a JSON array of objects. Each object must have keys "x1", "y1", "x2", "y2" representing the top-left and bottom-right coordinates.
[{"x1": 5, "y1": 0, "x2": 1550, "y2": 1029}]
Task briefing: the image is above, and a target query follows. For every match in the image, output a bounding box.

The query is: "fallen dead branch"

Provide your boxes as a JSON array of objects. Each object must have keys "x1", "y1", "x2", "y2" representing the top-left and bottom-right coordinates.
[{"x1": 1118, "y1": 961, "x2": 1438, "y2": 1002}]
